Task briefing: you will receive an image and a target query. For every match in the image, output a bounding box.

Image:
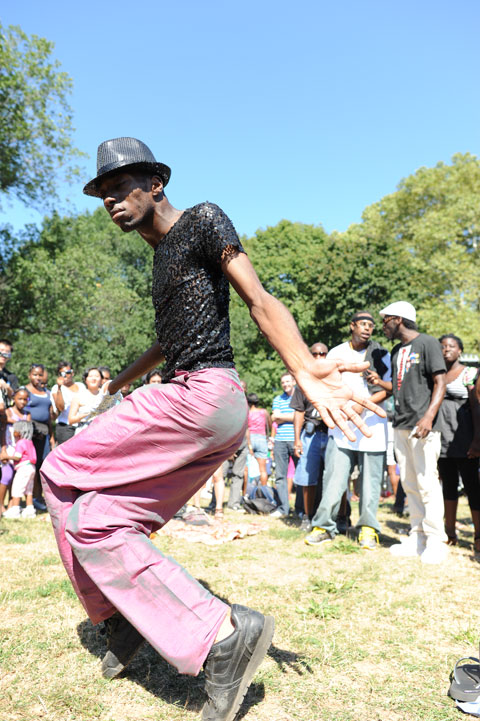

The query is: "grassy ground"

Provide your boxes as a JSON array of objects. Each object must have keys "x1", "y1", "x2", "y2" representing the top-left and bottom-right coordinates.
[{"x1": 1, "y1": 495, "x2": 479, "y2": 721}]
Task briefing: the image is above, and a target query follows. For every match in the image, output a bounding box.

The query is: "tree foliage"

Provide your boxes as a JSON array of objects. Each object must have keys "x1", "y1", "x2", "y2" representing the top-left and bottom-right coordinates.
[
  {"x1": 0, "y1": 22, "x2": 83, "y2": 207},
  {"x1": 1, "y1": 155, "x2": 479, "y2": 398},
  {"x1": 0, "y1": 209, "x2": 155, "y2": 384}
]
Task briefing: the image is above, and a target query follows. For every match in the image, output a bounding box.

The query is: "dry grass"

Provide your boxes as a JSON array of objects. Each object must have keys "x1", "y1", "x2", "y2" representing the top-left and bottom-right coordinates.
[{"x1": 1, "y1": 496, "x2": 479, "y2": 721}]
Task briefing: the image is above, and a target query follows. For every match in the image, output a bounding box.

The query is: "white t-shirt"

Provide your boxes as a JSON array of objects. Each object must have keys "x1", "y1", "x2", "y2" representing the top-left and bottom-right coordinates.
[
  {"x1": 327, "y1": 341, "x2": 391, "y2": 452},
  {"x1": 51, "y1": 382, "x2": 86, "y2": 425}
]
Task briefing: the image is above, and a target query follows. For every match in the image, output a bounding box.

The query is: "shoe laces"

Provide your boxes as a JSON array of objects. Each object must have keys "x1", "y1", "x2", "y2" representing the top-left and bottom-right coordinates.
[{"x1": 359, "y1": 526, "x2": 378, "y2": 542}]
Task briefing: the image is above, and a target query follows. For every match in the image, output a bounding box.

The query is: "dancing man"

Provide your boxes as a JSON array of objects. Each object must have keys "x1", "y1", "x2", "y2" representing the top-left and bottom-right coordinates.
[{"x1": 40, "y1": 137, "x2": 384, "y2": 721}]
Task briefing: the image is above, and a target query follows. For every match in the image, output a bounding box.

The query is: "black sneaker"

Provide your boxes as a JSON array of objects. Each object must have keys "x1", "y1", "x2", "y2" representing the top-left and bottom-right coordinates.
[
  {"x1": 100, "y1": 612, "x2": 145, "y2": 679},
  {"x1": 202, "y1": 604, "x2": 274, "y2": 721}
]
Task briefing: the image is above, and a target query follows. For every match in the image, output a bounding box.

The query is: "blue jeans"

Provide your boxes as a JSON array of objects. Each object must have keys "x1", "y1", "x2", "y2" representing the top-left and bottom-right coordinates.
[
  {"x1": 310, "y1": 437, "x2": 385, "y2": 536},
  {"x1": 294, "y1": 430, "x2": 328, "y2": 486},
  {"x1": 273, "y1": 439, "x2": 297, "y2": 515}
]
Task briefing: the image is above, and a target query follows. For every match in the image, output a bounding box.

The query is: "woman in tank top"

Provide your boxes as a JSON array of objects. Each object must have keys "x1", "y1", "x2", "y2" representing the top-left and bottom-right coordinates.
[{"x1": 437, "y1": 334, "x2": 480, "y2": 552}]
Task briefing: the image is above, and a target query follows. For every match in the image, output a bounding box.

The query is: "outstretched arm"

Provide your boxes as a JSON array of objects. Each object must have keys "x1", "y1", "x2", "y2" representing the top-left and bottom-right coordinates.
[
  {"x1": 108, "y1": 342, "x2": 165, "y2": 395},
  {"x1": 223, "y1": 253, "x2": 385, "y2": 441}
]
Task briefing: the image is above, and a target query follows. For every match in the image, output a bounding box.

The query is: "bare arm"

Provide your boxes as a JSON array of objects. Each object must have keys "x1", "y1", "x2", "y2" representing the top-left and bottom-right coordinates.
[
  {"x1": 468, "y1": 376, "x2": 480, "y2": 458},
  {"x1": 415, "y1": 371, "x2": 446, "y2": 438},
  {"x1": 108, "y1": 342, "x2": 165, "y2": 395},
  {"x1": 68, "y1": 395, "x2": 87, "y2": 426},
  {"x1": 293, "y1": 410, "x2": 305, "y2": 457},
  {"x1": 52, "y1": 381, "x2": 66, "y2": 413},
  {"x1": 223, "y1": 253, "x2": 385, "y2": 441}
]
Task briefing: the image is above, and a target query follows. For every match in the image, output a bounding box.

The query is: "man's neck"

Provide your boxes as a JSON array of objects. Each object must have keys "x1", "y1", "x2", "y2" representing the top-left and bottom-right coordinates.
[
  {"x1": 397, "y1": 328, "x2": 419, "y2": 344},
  {"x1": 138, "y1": 199, "x2": 183, "y2": 249},
  {"x1": 350, "y1": 338, "x2": 369, "y2": 352}
]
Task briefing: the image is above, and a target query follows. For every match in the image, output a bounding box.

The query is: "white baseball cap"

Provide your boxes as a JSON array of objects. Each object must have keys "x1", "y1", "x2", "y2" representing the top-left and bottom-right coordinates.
[{"x1": 379, "y1": 301, "x2": 416, "y2": 323}]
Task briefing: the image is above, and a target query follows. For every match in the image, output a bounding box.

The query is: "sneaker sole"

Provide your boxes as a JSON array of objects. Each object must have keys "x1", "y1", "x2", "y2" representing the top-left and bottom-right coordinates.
[
  {"x1": 304, "y1": 537, "x2": 332, "y2": 547},
  {"x1": 204, "y1": 615, "x2": 275, "y2": 721},
  {"x1": 101, "y1": 640, "x2": 145, "y2": 679}
]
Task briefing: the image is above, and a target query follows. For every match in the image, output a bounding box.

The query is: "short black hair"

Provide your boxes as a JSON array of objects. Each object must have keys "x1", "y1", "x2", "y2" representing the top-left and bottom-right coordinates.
[
  {"x1": 246, "y1": 392, "x2": 259, "y2": 407},
  {"x1": 0, "y1": 339, "x2": 13, "y2": 349},
  {"x1": 56, "y1": 360, "x2": 71, "y2": 374},
  {"x1": 439, "y1": 333, "x2": 464, "y2": 351},
  {"x1": 146, "y1": 368, "x2": 162, "y2": 383},
  {"x1": 402, "y1": 318, "x2": 417, "y2": 330},
  {"x1": 98, "y1": 365, "x2": 111, "y2": 375}
]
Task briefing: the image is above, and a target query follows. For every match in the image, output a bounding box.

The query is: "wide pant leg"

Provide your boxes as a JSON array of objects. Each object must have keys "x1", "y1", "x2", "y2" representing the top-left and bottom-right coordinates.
[
  {"x1": 310, "y1": 439, "x2": 355, "y2": 537},
  {"x1": 41, "y1": 368, "x2": 247, "y2": 675},
  {"x1": 356, "y1": 451, "x2": 385, "y2": 532},
  {"x1": 394, "y1": 429, "x2": 445, "y2": 541}
]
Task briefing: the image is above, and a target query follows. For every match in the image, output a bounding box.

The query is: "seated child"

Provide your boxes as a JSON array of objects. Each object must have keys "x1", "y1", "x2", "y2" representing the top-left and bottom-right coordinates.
[{"x1": 2, "y1": 421, "x2": 37, "y2": 519}]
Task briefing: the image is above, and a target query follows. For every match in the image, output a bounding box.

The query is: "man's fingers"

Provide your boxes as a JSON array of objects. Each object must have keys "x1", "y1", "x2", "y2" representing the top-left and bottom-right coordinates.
[
  {"x1": 336, "y1": 361, "x2": 370, "y2": 374},
  {"x1": 318, "y1": 406, "x2": 335, "y2": 429},
  {"x1": 342, "y1": 405, "x2": 373, "y2": 438},
  {"x1": 327, "y1": 408, "x2": 359, "y2": 442},
  {"x1": 351, "y1": 394, "x2": 387, "y2": 418}
]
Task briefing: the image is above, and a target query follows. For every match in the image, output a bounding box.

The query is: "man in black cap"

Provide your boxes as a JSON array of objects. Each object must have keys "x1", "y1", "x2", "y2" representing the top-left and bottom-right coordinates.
[{"x1": 40, "y1": 138, "x2": 384, "y2": 721}]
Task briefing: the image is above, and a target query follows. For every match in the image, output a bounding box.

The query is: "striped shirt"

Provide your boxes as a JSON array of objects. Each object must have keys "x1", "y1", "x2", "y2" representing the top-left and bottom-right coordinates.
[{"x1": 272, "y1": 392, "x2": 295, "y2": 441}]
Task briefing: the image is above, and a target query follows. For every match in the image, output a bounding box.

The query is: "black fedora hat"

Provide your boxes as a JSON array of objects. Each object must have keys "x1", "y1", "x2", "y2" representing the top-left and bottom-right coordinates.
[{"x1": 83, "y1": 137, "x2": 171, "y2": 197}]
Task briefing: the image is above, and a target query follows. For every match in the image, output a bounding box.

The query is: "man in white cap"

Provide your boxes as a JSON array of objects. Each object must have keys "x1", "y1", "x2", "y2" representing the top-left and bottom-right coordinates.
[{"x1": 380, "y1": 301, "x2": 447, "y2": 564}]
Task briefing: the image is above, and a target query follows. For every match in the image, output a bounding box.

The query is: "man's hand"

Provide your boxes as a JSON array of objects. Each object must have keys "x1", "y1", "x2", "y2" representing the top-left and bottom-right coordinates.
[
  {"x1": 467, "y1": 440, "x2": 480, "y2": 458},
  {"x1": 294, "y1": 359, "x2": 386, "y2": 442},
  {"x1": 294, "y1": 440, "x2": 303, "y2": 458},
  {"x1": 414, "y1": 415, "x2": 433, "y2": 438}
]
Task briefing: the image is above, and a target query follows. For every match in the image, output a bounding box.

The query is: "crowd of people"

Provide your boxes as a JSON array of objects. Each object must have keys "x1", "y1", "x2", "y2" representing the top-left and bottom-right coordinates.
[
  {"x1": 0, "y1": 341, "x2": 163, "y2": 519},
  {"x1": 2, "y1": 300, "x2": 479, "y2": 568},
  {"x1": 180, "y1": 303, "x2": 480, "y2": 568}
]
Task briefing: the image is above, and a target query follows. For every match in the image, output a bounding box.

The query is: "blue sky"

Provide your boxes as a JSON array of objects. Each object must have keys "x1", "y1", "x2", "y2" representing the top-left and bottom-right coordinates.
[{"x1": 2, "y1": 0, "x2": 479, "y2": 237}]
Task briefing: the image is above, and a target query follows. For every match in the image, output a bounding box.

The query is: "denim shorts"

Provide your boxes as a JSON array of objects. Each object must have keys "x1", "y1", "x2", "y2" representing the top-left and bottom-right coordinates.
[
  {"x1": 250, "y1": 432, "x2": 268, "y2": 459},
  {"x1": 294, "y1": 429, "x2": 328, "y2": 486}
]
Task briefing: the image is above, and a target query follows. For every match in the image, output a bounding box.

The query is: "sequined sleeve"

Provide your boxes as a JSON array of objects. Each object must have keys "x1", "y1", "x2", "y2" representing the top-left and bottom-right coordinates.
[{"x1": 195, "y1": 202, "x2": 246, "y2": 266}]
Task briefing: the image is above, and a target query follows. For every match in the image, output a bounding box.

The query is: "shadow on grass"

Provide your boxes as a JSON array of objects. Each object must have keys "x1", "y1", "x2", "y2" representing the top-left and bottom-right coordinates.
[{"x1": 76, "y1": 580, "x2": 303, "y2": 718}]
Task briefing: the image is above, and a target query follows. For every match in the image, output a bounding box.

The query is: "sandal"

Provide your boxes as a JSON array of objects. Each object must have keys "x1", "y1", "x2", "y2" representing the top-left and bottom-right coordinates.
[
  {"x1": 447, "y1": 535, "x2": 458, "y2": 546},
  {"x1": 214, "y1": 509, "x2": 224, "y2": 520}
]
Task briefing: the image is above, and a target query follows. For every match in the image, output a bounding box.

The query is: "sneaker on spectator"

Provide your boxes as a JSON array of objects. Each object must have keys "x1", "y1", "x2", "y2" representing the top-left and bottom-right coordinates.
[
  {"x1": 3, "y1": 505, "x2": 21, "y2": 519},
  {"x1": 304, "y1": 527, "x2": 333, "y2": 546},
  {"x1": 389, "y1": 533, "x2": 426, "y2": 558},
  {"x1": 300, "y1": 517, "x2": 312, "y2": 532},
  {"x1": 420, "y1": 538, "x2": 448, "y2": 565},
  {"x1": 358, "y1": 526, "x2": 378, "y2": 550},
  {"x1": 22, "y1": 505, "x2": 36, "y2": 518},
  {"x1": 270, "y1": 509, "x2": 287, "y2": 519}
]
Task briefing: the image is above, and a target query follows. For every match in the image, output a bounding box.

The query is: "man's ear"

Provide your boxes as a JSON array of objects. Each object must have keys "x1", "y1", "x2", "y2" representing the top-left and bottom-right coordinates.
[{"x1": 151, "y1": 175, "x2": 164, "y2": 197}]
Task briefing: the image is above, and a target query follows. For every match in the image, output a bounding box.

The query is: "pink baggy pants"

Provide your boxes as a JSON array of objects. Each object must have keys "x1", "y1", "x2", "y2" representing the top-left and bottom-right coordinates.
[{"x1": 41, "y1": 368, "x2": 247, "y2": 675}]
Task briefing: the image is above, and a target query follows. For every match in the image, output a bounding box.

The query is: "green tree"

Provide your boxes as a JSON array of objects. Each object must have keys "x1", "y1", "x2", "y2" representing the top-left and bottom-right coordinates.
[
  {"x1": 344, "y1": 153, "x2": 480, "y2": 350},
  {"x1": 0, "y1": 209, "x2": 155, "y2": 384},
  {"x1": 0, "y1": 22, "x2": 83, "y2": 207}
]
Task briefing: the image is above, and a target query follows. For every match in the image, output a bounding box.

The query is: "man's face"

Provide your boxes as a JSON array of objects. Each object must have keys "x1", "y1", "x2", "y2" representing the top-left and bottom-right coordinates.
[
  {"x1": 0, "y1": 342, "x2": 12, "y2": 371},
  {"x1": 280, "y1": 374, "x2": 294, "y2": 394},
  {"x1": 310, "y1": 343, "x2": 328, "y2": 359},
  {"x1": 59, "y1": 365, "x2": 74, "y2": 387},
  {"x1": 98, "y1": 172, "x2": 156, "y2": 233},
  {"x1": 350, "y1": 317, "x2": 375, "y2": 344},
  {"x1": 382, "y1": 315, "x2": 401, "y2": 340},
  {"x1": 100, "y1": 370, "x2": 111, "y2": 386}
]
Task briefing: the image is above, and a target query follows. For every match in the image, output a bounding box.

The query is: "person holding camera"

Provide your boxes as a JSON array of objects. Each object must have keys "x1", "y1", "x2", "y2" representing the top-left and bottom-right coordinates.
[
  {"x1": 305, "y1": 312, "x2": 391, "y2": 549},
  {"x1": 292, "y1": 342, "x2": 329, "y2": 531},
  {"x1": 51, "y1": 361, "x2": 86, "y2": 445}
]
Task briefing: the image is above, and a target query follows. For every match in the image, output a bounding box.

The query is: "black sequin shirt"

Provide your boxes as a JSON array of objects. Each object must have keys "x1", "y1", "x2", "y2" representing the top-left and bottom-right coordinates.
[{"x1": 152, "y1": 202, "x2": 246, "y2": 382}]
